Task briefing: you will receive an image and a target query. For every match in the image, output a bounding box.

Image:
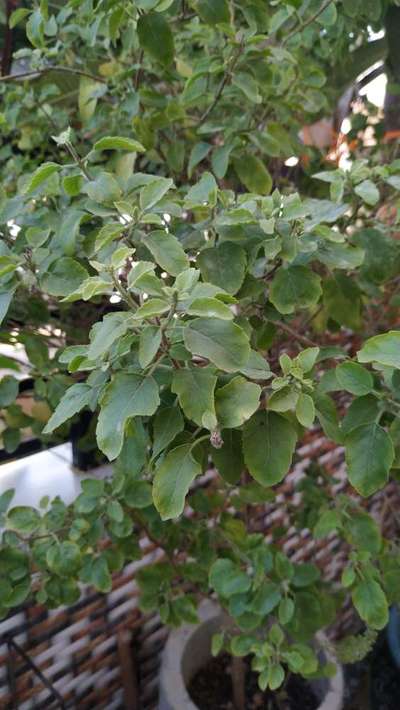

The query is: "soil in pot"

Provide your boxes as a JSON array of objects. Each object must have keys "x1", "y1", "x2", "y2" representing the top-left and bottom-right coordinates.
[{"x1": 188, "y1": 653, "x2": 319, "y2": 710}]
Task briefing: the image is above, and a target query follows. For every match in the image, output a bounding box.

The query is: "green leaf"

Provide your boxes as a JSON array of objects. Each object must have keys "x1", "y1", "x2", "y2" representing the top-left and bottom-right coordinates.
[
  {"x1": 358, "y1": 331, "x2": 400, "y2": 369},
  {"x1": 187, "y1": 297, "x2": 233, "y2": 320},
  {"x1": 144, "y1": 231, "x2": 189, "y2": 276},
  {"x1": 268, "y1": 664, "x2": 285, "y2": 691},
  {"x1": 315, "y1": 393, "x2": 342, "y2": 443},
  {"x1": 345, "y1": 423, "x2": 394, "y2": 497},
  {"x1": 296, "y1": 347, "x2": 320, "y2": 373},
  {"x1": 269, "y1": 386, "x2": 298, "y2": 413},
  {"x1": 9, "y1": 8, "x2": 31, "y2": 28},
  {"x1": 23, "y1": 162, "x2": 60, "y2": 193},
  {"x1": 90, "y1": 555, "x2": 112, "y2": 593},
  {"x1": 94, "y1": 136, "x2": 145, "y2": 152},
  {"x1": 139, "y1": 325, "x2": 162, "y2": 368},
  {"x1": 47, "y1": 542, "x2": 81, "y2": 577},
  {"x1": 292, "y1": 563, "x2": 320, "y2": 588},
  {"x1": 172, "y1": 367, "x2": 217, "y2": 429},
  {"x1": 197, "y1": 243, "x2": 247, "y2": 295},
  {"x1": 184, "y1": 318, "x2": 250, "y2": 373},
  {"x1": 6, "y1": 506, "x2": 41, "y2": 534},
  {"x1": 106, "y1": 500, "x2": 124, "y2": 523},
  {"x1": 240, "y1": 351, "x2": 272, "y2": 381},
  {"x1": 85, "y1": 172, "x2": 122, "y2": 203},
  {"x1": 140, "y1": 177, "x2": 174, "y2": 211},
  {"x1": 0, "y1": 376, "x2": 19, "y2": 407},
  {"x1": 336, "y1": 362, "x2": 373, "y2": 396},
  {"x1": 153, "y1": 444, "x2": 201, "y2": 520},
  {"x1": 137, "y1": 12, "x2": 174, "y2": 66},
  {"x1": 88, "y1": 312, "x2": 131, "y2": 360},
  {"x1": 152, "y1": 406, "x2": 184, "y2": 458},
  {"x1": 270, "y1": 266, "x2": 322, "y2": 314},
  {"x1": 212, "y1": 429, "x2": 244, "y2": 484},
  {"x1": 188, "y1": 142, "x2": 212, "y2": 178},
  {"x1": 184, "y1": 172, "x2": 217, "y2": 208},
  {"x1": 341, "y1": 395, "x2": 380, "y2": 436},
  {"x1": 136, "y1": 298, "x2": 170, "y2": 319},
  {"x1": 62, "y1": 174, "x2": 83, "y2": 197},
  {"x1": 295, "y1": 393, "x2": 315, "y2": 427},
  {"x1": 234, "y1": 154, "x2": 273, "y2": 194},
  {"x1": 215, "y1": 377, "x2": 261, "y2": 428},
  {"x1": 314, "y1": 509, "x2": 341, "y2": 538},
  {"x1": 243, "y1": 412, "x2": 297, "y2": 486},
  {"x1": 43, "y1": 384, "x2": 92, "y2": 433},
  {"x1": 279, "y1": 598, "x2": 295, "y2": 624},
  {"x1": 79, "y1": 76, "x2": 103, "y2": 122},
  {"x1": 209, "y1": 558, "x2": 251, "y2": 598},
  {"x1": 41, "y1": 257, "x2": 88, "y2": 297},
  {"x1": 354, "y1": 180, "x2": 380, "y2": 206},
  {"x1": 0, "y1": 489, "x2": 14, "y2": 514},
  {"x1": 233, "y1": 73, "x2": 261, "y2": 104},
  {"x1": 0, "y1": 290, "x2": 14, "y2": 327},
  {"x1": 251, "y1": 582, "x2": 281, "y2": 615},
  {"x1": 197, "y1": 0, "x2": 230, "y2": 24},
  {"x1": 323, "y1": 274, "x2": 362, "y2": 330},
  {"x1": 97, "y1": 374, "x2": 160, "y2": 460},
  {"x1": 346, "y1": 512, "x2": 382, "y2": 554},
  {"x1": 352, "y1": 580, "x2": 388, "y2": 630},
  {"x1": 212, "y1": 144, "x2": 233, "y2": 179}
]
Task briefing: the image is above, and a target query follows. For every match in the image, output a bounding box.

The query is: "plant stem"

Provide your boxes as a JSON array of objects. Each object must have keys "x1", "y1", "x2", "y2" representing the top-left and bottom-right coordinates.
[
  {"x1": 198, "y1": 42, "x2": 243, "y2": 126},
  {"x1": 232, "y1": 656, "x2": 246, "y2": 710},
  {"x1": 275, "y1": 320, "x2": 319, "y2": 348},
  {"x1": 282, "y1": 0, "x2": 336, "y2": 46},
  {"x1": 65, "y1": 141, "x2": 92, "y2": 181},
  {"x1": 0, "y1": 65, "x2": 107, "y2": 84}
]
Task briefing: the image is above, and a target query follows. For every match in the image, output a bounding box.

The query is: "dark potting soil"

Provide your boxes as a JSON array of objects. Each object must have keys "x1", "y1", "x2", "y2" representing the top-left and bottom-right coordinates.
[
  {"x1": 343, "y1": 633, "x2": 400, "y2": 710},
  {"x1": 188, "y1": 653, "x2": 319, "y2": 710}
]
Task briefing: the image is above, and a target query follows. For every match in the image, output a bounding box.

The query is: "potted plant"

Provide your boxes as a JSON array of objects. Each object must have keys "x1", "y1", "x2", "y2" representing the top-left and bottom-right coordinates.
[{"x1": 1, "y1": 2, "x2": 400, "y2": 707}]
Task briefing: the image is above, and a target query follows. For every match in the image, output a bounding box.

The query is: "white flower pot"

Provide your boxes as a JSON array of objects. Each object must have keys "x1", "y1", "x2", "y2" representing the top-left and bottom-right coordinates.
[{"x1": 159, "y1": 600, "x2": 344, "y2": 710}]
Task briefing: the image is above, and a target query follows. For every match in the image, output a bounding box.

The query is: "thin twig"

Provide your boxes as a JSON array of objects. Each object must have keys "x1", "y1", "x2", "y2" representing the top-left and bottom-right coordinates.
[
  {"x1": 0, "y1": 65, "x2": 107, "y2": 84},
  {"x1": 282, "y1": 0, "x2": 336, "y2": 46},
  {"x1": 275, "y1": 320, "x2": 319, "y2": 348},
  {"x1": 197, "y1": 43, "x2": 243, "y2": 126}
]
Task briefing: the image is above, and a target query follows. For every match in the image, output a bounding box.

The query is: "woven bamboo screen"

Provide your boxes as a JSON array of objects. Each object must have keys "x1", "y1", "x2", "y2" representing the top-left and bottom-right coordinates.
[{"x1": 1, "y1": 429, "x2": 399, "y2": 709}]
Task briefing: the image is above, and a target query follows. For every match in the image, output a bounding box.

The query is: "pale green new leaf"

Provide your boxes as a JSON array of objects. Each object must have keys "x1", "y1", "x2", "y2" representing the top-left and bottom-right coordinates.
[
  {"x1": 23, "y1": 162, "x2": 60, "y2": 194},
  {"x1": 94, "y1": 136, "x2": 145, "y2": 152},
  {"x1": 295, "y1": 393, "x2": 315, "y2": 427}
]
